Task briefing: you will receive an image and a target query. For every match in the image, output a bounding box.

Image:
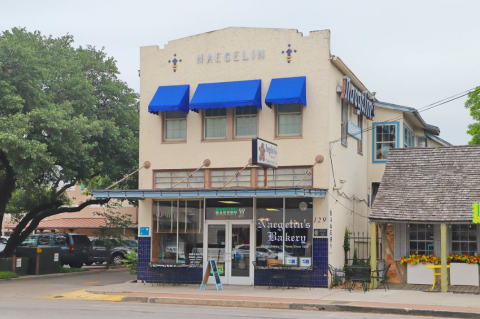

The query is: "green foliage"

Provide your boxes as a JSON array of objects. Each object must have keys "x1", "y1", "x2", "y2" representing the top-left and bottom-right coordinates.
[
  {"x1": 122, "y1": 249, "x2": 138, "y2": 275},
  {"x1": 59, "y1": 267, "x2": 89, "y2": 273},
  {"x1": 342, "y1": 227, "x2": 350, "y2": 266},
  {"x1": 0, "y1": 271, "x2": 19, "y2": 279},
  {"x1": 352, "y1": 248, "x2": 358, "y2": 265},
  {"x1": 0, "y1": 28, "x2": 139, "y2": 257},
  {"x1": 465, "y1": 87, "x2": 480, "y2": 144}
]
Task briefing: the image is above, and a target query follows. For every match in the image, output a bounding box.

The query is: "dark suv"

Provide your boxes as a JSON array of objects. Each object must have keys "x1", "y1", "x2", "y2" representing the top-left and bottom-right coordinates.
[
  {"x1": 20, "y1": 233, "x2": 93, "y2": 268},
  {"x1": 88, "y1": 238, "x2": 136, "y2": 266}
]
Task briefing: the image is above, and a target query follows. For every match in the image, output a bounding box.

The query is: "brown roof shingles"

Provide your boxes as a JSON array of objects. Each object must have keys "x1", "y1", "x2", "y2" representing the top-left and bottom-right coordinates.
[{"x1": 370, "y1": 145, "x2": 480, "y2": 222}]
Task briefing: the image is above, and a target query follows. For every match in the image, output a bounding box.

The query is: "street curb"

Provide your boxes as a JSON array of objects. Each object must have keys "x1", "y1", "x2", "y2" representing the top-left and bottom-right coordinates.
[
  {"x1": 4, "y1": 267, "x2": 127, "y2": 281},
  {"x1": 121, "y1": 296, "x2": 480, "y2": 318}
]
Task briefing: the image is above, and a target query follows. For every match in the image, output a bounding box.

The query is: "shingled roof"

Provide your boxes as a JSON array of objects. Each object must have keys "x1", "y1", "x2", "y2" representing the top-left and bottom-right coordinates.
[{"x1": 370, "y1": 145, "x2": 480, "y2": 222}]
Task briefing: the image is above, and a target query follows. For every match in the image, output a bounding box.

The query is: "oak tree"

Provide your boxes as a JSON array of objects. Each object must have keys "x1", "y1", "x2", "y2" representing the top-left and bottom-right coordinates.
[{"x1": 0, "y1": 28, "x2": 139, "y2": 257}]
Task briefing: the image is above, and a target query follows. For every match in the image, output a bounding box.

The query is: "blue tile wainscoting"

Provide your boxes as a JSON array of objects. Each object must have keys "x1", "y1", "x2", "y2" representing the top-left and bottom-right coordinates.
[
  {"x1": 254, "y1": 237, "x2": 328, "y2": 288},
  {"x1": 137, "y1": 237, "x2": 203, "y2": 284},
  {"x1": 139, "y1": 237, "x2": 328, "y2": 287}
]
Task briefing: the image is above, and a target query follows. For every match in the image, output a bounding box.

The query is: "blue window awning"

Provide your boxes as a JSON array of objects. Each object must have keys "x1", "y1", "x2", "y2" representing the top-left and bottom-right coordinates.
[
  {"x1": 148, "y1": 85, "x2": 190, "y2": 114},
  {"x1": 265, "y1": 76, "x2": 306, "y2": 107},
  {"x1": 190, "y1": 79, "x2": 262, "y2": 111}
]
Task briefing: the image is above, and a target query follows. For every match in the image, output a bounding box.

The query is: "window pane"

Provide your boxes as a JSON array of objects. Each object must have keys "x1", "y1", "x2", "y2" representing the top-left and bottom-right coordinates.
[
  {"x1": 279, "y1": 103, "x2": 302, "y2": 113},
  {"x1": 206, "y1": 108, "x2": 227, "y2": 117},
  {"x1": 205, "y1": 117, "x2": 226, "y2": 138},
  {"x1": 166, "y1": 111, "x2": 186, "y2": 119},
  {"x1": 409, "y1": 231, "x2": 417, "y2": 241},
  {"x1": 278, "y1": 114, "x2": 301, "y2": 135},
  {"x1": 166, "y1": 119, "x2": 186, "y2": 140},
  {"x1": 235, "y1": 114, "x2": 257, "y2": 137},
  {"x1": 235, "y1": 106, "x2": 258, "y2": 115}
]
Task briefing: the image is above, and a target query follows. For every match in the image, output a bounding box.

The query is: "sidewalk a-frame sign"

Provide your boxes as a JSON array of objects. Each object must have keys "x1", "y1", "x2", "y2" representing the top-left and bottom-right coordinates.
[{"x1": 200, "y1": 259, "x2": 223, "y2": 291}]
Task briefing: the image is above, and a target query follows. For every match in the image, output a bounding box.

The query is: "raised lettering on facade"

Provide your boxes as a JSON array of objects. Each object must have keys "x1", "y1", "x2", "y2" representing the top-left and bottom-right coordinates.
[{"x1": 197, "y1": 49, "x2": 265, "y2": 64}]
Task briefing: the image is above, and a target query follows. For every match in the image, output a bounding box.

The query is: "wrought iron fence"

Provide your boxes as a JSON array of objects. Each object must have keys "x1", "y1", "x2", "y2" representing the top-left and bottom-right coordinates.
[{"x1": 346, "y1": 231, "x2": 382, "y2": 263}]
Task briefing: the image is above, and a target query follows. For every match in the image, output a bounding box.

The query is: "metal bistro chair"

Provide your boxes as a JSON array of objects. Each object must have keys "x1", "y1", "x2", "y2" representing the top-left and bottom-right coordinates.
[
  {"x1": 269, "y1": 264, "x2": 288, "y2": 290},
  {"x1": 185, "y1": 259, "x2": 202, "y2": 286},
  {"x1": 344, "y1": 265, "x2": 371, "y2": 293},
  {"x1": 298, "y1": 265, "x2": 314, "y2": 289},
  {"x1": 148, "y1": 262, "x2": 167, "y2": 287},
  {"x1": 370, "y1": 263, "x2": 391, "y2": 292},
  {"x1": 328, "y1": 264, "x2": 345, "y2": 290}
]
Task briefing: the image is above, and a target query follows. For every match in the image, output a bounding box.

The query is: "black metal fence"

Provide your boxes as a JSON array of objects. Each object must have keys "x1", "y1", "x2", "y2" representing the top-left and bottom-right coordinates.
[{"x1": 346, "y1": 231, "x2": 382, "y2": 263}]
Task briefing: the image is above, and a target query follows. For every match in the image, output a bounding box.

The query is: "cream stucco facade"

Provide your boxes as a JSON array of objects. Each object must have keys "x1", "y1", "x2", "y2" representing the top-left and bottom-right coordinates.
[
  {"x1": 138, "y1": 28, "x2": 374, "y2": 270},
  {"x1": 109, "y1": 27, "x2": 452, "y2": 286}
]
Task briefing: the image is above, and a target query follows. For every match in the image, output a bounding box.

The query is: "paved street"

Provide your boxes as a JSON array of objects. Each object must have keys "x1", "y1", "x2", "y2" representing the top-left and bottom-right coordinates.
[
  {"x1": 0, "y1": 298, "x2": 442, "y2": 319},
  {"x1": 0, "y1": 269, "x2": 136, "y2": 299}
]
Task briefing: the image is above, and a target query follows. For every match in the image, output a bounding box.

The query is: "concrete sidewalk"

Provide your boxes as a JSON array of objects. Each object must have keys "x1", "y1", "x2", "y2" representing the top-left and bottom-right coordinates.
[{"x1": 81, "y1": 282, "x2": 480, "y2": 318}]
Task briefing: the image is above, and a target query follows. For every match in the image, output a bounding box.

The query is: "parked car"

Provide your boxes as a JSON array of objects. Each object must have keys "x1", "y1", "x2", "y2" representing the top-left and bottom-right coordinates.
[
  {"x1": 233, "y1": 245, "x2": 275, "y2": 259},
  {"x1": 88, "y1": 237, "x2": 137, "y2": 266},
  {"x1": 20, "y1": 233, "x2": 93, "y2": 268}
]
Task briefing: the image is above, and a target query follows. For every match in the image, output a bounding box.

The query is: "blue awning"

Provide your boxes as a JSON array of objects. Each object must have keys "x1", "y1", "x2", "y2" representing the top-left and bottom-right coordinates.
[
  {"x1": 190, "y1": 80, "x2": 262, "y2": 111},
  {"x1": 265, "y1": 76, "x2": 306, "y2": 107},
  {"x1": 148, "y1": 85, "x2": 190, "y2": 114}
]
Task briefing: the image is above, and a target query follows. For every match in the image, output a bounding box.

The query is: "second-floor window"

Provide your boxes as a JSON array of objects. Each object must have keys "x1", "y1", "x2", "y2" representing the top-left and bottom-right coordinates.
[
  {"x1": 404, "y1": 125, "x2": 414, "y2": 148},
  {"x1": 417, "y1": 136, "x2": 427, "y2": 147},
  {"x1": 164, "y1": 111, "x2": 187, "y2": 141},
  {"x1": 277, "y1": 103, "x2": 302, "y2": 136},
  {"x1": 375, "y1": 124, "x2": 397, "y2": 160},
  {"x1": 235, "y1": 106, "x2": 257, "y2": 137},
  {"x1": 204, "y1": 108, "x2": 227, "y2": 139},
  {"x1": 155, "y1": 170, "x2": 205, "y2": 189},
  {"x1": 257, "y1": 167, "x2": 312, "y2": 187},
  {"x1": 211, "y1": 169, "x2": 251, "y2": 188}
]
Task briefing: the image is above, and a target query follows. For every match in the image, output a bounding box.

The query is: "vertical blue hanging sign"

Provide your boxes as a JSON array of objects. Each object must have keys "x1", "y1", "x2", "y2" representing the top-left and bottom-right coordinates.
[{"x1": 200, "y1": 259, "x2": 223, "y2": 291}]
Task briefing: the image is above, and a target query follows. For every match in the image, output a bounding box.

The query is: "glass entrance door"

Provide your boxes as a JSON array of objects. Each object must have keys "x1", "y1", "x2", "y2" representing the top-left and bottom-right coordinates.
[{"x1": 205, "y1": 221, "x2": 253, "y2": 285}]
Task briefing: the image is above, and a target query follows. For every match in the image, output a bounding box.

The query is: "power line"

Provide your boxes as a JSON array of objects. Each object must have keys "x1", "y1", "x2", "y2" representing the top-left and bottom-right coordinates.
[
  {"x1": 327, "y1": 190, "x2": 368, "y2": 219},
  {"x1": 330, "y1": 87, "x2": 479, "y2": 145}
]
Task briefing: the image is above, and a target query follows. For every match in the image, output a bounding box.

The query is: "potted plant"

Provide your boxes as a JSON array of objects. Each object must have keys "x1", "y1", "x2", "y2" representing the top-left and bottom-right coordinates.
[
  {"x1": 448, "y1": 254, "x2": 480, "y2": 286},
  {"x1": 400, "y1": 254, "x2": 440, "y2": 285}
]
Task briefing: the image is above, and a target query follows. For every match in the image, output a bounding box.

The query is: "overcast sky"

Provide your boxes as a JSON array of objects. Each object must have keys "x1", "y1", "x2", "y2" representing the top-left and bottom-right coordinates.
[{"x1": 1, "y1": 0, "x2": 478, "y2": 145}]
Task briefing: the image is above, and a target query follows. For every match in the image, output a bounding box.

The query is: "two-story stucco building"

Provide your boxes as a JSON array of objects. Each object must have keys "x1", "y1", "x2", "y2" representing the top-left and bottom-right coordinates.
[{"x1": 93, "y1": 27, "x2": 450, "y2": 287}]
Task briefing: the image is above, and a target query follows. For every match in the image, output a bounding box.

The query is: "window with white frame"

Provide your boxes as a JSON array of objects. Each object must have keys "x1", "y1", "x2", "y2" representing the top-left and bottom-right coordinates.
[
  {"x1": 235, "y1": 106, "x2": 257, "y2": 137},
  {"x1": 404, "y1": 125, "x2": 414, "y2": 148},
  {"x1": 452, "y1": 224, "x2": 477, "y2": 255},
  {"x1": 277, "y1": 103, "x2": 302, "y2": 136},
  {"x1": 417, "y1": 136, "x2": 427, "y2": 147},
  {"x1": 204, "y1": 108, "x2": 227, "y2": 139},
  {"x1": 408, "y1": 224, "x2": 434, "y2": 255},
  {"x1": 375, "y1": 124, "x2": 396, "y2": 160},
  {"x1": 164, "y1": 111, "x2": 186, "y2": 140}
]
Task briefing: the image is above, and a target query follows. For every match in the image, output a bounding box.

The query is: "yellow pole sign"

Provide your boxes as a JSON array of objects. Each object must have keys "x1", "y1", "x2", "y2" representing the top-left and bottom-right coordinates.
[
  {"x1": 37, "y1": 248, "x2": 42, "y2": 253},
  {"x1": 473, "y1": 202, "x2": 480, "y2": 224}
]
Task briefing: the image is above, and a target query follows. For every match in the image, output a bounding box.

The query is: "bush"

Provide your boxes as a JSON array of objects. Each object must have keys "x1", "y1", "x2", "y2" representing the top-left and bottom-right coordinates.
[
  {"x1": 0, "y1": 271, "x2": 19, "y2": 280},
  {"x1": 59, "y1": 267, "x2": 89, "y2": 273},
  {"x1": 122, "y1": 250, "x2": 138, "y2": 275}
]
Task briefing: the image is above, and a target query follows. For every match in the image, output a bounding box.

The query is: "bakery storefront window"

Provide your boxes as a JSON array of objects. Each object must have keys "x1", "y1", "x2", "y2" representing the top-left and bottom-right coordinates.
[
  {"x1": 152, "y1": 200, "x2": 204, "y2": 265},
  {"x1": 256, "y1": 198, "x2": 313, "y2": 266}
]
